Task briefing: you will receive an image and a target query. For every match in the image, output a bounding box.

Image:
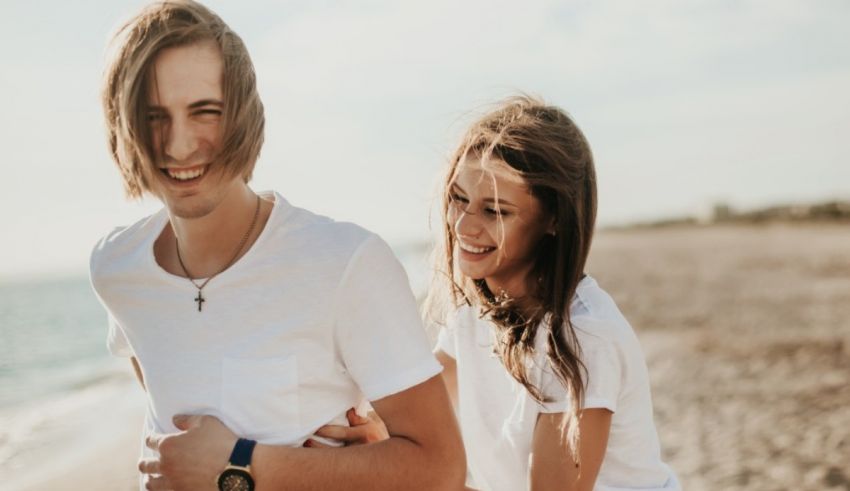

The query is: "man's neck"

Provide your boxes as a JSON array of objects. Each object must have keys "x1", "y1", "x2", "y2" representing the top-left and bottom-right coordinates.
[{"x1": 160, "y1": 183, "x2": 269, "y2": 279}]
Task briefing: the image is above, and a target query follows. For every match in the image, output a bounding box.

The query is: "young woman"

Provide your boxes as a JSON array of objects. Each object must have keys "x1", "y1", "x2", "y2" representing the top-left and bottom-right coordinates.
[{"x1": 312, "y1": 96, "x2": 680, "y2": 491}]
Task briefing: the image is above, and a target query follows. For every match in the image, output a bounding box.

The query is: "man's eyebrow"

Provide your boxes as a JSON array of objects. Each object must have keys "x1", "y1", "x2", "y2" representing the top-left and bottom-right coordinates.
[
  {"x1": 188, "y1": 99, "x2": 224, "y2": 109},
  {"x1": 146, "y1": 100, "x2": 223, "y2": 112}
]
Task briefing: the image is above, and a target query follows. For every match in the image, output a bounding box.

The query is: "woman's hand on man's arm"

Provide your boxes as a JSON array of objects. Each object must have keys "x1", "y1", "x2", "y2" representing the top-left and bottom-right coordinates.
[{"x1": 308, "y1": 408, "x2": 389, "y2": 448}]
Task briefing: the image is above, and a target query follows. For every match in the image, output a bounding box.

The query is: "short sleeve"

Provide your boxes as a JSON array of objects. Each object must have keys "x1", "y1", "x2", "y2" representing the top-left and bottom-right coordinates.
[
  {"x1": 536, "y1": 326, "x2": 622, "y2": 414},
  {"x1": 578, "y1": 339, "x2": 621, "y2": 412},
  {"x1": 106, "y1": 314, "x2": 133, "y2": 357},
  {"x1": 333, "y1": 234, "x2": 442, "y2": 401},
  {"x1": 90, "y1": 230, "x2": 132, "y2": 358}
]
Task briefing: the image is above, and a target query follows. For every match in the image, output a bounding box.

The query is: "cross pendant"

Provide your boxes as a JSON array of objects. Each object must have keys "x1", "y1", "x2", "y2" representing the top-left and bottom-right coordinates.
[{"x1": 195, "y1": 290, "x2": 206, "y2": 312}]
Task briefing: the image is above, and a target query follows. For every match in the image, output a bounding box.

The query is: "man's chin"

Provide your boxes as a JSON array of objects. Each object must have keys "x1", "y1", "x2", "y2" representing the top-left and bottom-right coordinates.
[{"x1": 166, "y1": 196, "x2": 217, "y2": 220}]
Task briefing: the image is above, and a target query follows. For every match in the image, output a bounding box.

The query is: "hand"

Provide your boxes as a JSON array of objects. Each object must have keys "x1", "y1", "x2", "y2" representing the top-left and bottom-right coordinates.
[
  {"x1": 306, "y1": 407, "x2": 389, "y2": 448},
  {"x1": 139, "y1": 414, "x2": 238, "y2": 491}
]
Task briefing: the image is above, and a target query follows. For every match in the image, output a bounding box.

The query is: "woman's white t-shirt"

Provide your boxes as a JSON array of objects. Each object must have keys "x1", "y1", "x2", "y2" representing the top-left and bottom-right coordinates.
[{"x1": 436, "y1": 276, "x2": 680, "y2": 491}]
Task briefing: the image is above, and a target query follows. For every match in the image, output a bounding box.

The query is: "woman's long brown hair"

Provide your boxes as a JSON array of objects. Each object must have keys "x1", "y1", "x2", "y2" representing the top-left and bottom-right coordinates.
[{"x1": 426, "y1": 95, "x2": 597, "y2": 459}]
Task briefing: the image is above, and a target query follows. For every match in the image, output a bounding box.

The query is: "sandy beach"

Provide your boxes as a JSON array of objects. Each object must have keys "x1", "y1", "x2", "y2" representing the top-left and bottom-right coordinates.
[
  {"x1": 590, "y1": 223, "x2": 850, "y2": 491},
  {"x1": 2, "y1": 372, "x2": 145, "y2": 491},
  {"x1": 13, "y1": 222, "x2": 849, "y2": 490}
]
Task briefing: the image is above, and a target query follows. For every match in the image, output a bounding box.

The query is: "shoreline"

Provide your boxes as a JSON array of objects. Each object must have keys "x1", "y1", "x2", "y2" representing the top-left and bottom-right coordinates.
[{"x1": 2, "y1": 374, "x2": 145, "y2": 491}]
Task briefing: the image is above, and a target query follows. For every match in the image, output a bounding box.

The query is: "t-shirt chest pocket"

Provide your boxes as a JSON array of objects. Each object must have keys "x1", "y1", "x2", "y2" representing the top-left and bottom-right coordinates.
[{"x1": 221, "y1": 355, "x2": 300, "y2": 440}]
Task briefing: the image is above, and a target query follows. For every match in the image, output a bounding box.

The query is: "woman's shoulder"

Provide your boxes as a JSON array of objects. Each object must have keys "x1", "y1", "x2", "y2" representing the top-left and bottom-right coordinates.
[
  {"x1": 445, "y1": 303, "x2": 481, "y2": 329},
  {"x1": 567, "y1": 276, "x2": 641, "y2": 352}
]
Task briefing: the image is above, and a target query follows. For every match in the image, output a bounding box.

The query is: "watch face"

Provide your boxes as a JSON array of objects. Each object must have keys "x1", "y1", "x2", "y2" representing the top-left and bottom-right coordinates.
[{"x1": 217, "y1": 468, "x2": 255, "y2": 491}]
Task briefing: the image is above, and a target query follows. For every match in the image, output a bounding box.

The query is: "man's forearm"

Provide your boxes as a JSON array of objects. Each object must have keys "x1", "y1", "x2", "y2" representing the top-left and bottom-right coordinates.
[
  {"x1": 148, "y1": 377, "x2": 466, "y2": 490},
  {"x1": 253, "y1": 435, "x2": 464, "y2": 490}
]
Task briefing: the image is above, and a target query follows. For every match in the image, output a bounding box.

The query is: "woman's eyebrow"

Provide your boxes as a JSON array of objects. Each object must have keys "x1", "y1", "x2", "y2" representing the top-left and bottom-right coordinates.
[
  {"x1": 450, "y1": 183, "x2": 467, "y2": 194},
  {"x1": 485, "y1": 197, "x2": 517, "y2": 208},
  {"x1": 450, "y1": 183, "x2": 517, "y2": 207}
]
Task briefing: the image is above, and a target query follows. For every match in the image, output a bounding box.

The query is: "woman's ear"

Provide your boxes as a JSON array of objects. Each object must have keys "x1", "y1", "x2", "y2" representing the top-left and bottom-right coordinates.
[{"x1": 546, "y1": 215, "x2": 557, "y2": 236}]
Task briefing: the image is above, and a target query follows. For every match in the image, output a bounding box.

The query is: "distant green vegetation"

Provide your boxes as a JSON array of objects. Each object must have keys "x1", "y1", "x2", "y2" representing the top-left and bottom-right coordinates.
[{"x1": 612, "y1": 200, "x2": 850, "y2": 229}]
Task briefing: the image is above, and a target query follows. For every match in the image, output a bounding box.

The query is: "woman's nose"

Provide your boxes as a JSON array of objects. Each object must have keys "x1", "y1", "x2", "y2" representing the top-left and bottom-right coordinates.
[{"x1": 454, "y1": 209, "x2": 483, "y2": 239}]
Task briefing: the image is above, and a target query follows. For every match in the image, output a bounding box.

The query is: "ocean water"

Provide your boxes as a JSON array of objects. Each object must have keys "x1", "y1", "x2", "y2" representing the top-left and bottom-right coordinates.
[
  {"x1": 0, "y1": 277, "x2": 118, "y2": 410},
  {"x1": 0, "y1": 276, "x2": 132, "y2": 470}
]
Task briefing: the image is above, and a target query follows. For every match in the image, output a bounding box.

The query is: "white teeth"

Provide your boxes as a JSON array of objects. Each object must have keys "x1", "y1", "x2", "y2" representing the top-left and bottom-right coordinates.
[
  {"x1": 166, "y1": 166, "x2": 206, "y2": 181},
  {"x1": 459, "y1": 241, "x2": 494, "y2": 254}
]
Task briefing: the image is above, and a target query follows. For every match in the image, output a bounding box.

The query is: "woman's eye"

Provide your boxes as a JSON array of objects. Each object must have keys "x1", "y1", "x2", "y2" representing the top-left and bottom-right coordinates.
[
  {"x1": 147, "y1": 113, "x2": 166, "y2": 122},
  {"x1": 195, "y1": 109, "x2": 222, "y2": 117},
  {"x1": 449, "y1": 193, "x2": 468, "y2": 203},
  {"x1": 487, "y1": 208, "x2": 512, "y2": 217}
]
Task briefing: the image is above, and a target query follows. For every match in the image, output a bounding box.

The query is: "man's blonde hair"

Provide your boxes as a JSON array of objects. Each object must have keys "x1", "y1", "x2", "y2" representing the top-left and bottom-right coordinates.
[{"x1": 101, "y1": 0, "x2": 264, "y2": 198}]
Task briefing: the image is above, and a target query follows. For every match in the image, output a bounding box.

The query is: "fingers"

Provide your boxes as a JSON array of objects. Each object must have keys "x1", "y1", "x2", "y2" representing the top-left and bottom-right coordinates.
[
  {"x1": 314, "y1": 424, "x2": 362, "y2": 442},
  {"x1": 138, "y1": 458, "x2": 161, "y2": 475},
  {"x1": 145, "y1": 433, "x2": 165, "y2": 451},
  {"x1": 303, "y1": 438, "x2": 331, "y2": 448},
  {"x1": 313, "y1": 408, "x2": 388, "y2": 446},
  {"x1": 346, "y1": 407, "x2": 369, "y2": 426},
  {"x1": 144, "y1": 474, "x2": 172, "y2": 491},
  {"x1": 172, "y1": 414, "x2": 204, "y2": 431}
]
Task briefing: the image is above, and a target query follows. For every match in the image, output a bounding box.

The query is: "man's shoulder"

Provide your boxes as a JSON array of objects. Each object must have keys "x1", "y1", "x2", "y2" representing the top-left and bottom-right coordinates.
[
  {"x1": 89, "y1": 210, "x2": 166, "y2": 278},
  {"x1": 274, "y1": 203, "x2": 381, "y2": 260},
  {"x1": 267, "y1": 205, "x2": 401, "y2": 293}
]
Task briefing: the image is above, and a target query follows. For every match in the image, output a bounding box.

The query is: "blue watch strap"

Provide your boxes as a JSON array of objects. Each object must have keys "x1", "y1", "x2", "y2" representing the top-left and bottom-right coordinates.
[{"x1": 229, "y1": 438, "x2": 257, "y2": 468}]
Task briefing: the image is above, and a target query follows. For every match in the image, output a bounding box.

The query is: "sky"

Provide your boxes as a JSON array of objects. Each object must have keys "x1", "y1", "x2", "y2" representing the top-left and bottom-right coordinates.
[{"x1": 1, "y1": 0, "x2": 848, "y2": 280}]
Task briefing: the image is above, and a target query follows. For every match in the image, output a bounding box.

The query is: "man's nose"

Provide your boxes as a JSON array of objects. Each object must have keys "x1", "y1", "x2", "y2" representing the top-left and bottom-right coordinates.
[{"x1": 164, "y1": 119, "x2": 198, "y2": 163}]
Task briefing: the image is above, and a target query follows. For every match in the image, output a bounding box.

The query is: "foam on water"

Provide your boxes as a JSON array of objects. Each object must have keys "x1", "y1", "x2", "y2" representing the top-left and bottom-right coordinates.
[{"x1": 0, "y1": 364, "x2": 133, "y2": 466}]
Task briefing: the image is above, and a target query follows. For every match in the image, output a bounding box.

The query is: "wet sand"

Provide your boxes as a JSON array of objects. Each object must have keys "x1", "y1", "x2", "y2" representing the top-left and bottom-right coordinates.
[{"x1": 5, "y1": 378, "x2": 144, "y2": 491}]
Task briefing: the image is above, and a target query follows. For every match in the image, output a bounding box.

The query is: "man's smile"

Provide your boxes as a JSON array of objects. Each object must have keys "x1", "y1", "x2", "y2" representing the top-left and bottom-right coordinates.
[{"x1": 159, "y1": 163, "x2": 210, "y2": 183}]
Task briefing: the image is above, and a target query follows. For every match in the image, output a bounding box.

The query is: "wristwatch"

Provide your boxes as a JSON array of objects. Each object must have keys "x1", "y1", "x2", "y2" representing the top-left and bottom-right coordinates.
[{"x1": 217, "y1": 438, "x2": 257, "y2": 491}]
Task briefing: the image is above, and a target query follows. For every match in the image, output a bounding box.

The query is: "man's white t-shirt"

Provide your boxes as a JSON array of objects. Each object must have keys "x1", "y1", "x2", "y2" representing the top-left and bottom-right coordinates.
[
  {"x1": 436, "y1": 276, "x2": 680, "y2": 491},
  {"x1": 90, "y1": 191, "x2": 441, "y2": 455}
]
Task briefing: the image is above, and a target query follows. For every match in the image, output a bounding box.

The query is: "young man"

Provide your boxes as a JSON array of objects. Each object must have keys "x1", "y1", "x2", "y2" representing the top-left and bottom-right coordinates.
[{"x1": 90, "y1": 1, "x2": 465, "y2": 490}]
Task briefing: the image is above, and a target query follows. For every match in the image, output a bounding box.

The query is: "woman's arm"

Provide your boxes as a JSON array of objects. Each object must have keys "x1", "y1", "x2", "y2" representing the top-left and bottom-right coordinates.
[
  {"x1": 529, "y1": 409, "x2": 612, "y2": 491},
  {"x1": 435, "y1": 350, "x2": 458, "y2": 412}
]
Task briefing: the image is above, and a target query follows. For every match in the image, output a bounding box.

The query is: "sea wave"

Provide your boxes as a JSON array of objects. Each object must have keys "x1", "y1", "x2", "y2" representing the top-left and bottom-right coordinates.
[{"x1": 0, "y1": 359, "x2": 137, "y2": 468}]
